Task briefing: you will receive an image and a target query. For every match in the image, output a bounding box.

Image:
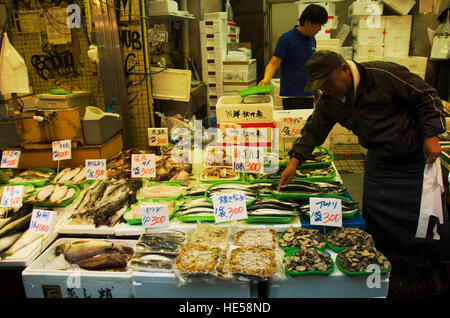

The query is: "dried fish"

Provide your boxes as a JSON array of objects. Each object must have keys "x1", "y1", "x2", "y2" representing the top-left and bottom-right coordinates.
[
  {"x1": 327, "y1": 227, "x2": 373, "y2": 248},
  {"x1": 233, "y1": 229, "x2": 277, "y2": 250},
  {"x1": 201, "y1": 167, "x2": 239, "y2": 180},
  {"x1": 280, "y1": 227, "x2": 326, "y2": 250},
  {"x1": 228, "y1": 247, "x2": 277, "y2": 280},
  {"x1": 336, "y1": 245, "x2": 391, "y2": 273},
  {"x1": 141, "y1": 184, "x2": 187, "y2": 199},
  {"x1": 284, "y1": 248, "x2": 332, "y2": 273}
]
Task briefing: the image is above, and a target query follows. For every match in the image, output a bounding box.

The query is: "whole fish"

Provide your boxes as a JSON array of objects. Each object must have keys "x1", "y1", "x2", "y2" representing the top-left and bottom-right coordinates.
[
  {"x1": 248, "y1": 209, "x2": 298, "y2": 217},
  {"x1": 1, "y1": 229, "x2": 42, "y2": 258},
  {"x1": 177, "y1": 207, "x2": 215, "y2": 216},
  {"x1": 0, "y1": 213, "x2": 32, "y2": 238},
  {"x1": 56, "y1": 240, "x2": 133, "y2": 263},
  {"x1": 0, "y1": 203, "x2": 33, "y2": 231},
  {"x1": 0, "y1": 233, "x2": 22, "y2": 253}
]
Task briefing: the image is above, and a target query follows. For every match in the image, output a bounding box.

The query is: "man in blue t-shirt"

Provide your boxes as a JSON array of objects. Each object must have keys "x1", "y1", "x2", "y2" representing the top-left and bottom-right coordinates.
[{"x1": 258, "y1": 4, "x2": 328, "y2": 109}]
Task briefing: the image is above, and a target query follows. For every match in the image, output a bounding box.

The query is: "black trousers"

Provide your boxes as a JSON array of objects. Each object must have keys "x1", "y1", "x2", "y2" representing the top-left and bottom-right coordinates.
[{"x1": 282, "y1": 97, "x2": 314, "y2": 110}]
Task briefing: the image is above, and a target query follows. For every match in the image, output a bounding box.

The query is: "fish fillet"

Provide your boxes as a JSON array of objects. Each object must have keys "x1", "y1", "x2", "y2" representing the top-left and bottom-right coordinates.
[
  {"x1": 58, "y1": 167, "x2": 81, "y2": 184},
  {"x1": 56, "y1": 188, "x2": 76, "y2": 205},
  {"x1": 52, "y1": 168, "x2": 71, "y2": 184},
  {"x1": 49, "y1": 185, "x2": 68, "y2": 204},
  {"x1": 36, "y1": 184, "x2": 56, "y2": 202}
]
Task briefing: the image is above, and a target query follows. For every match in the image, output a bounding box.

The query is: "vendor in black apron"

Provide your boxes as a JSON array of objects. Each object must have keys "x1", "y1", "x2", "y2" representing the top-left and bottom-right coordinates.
[{"x1": 278, "y1": 50, "x2": 450, "y2": 296}]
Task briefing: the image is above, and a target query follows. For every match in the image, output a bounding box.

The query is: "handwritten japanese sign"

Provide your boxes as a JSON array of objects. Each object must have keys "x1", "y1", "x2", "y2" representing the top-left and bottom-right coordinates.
[
  {"x1": 0, "y1": 185, "x2": 24, "y2": 207},
  {"x1": 212, "y1": 191, "x2": 248, "y2": 223},
  {"x1": 52, "y1": 140, "x2": 72, "y2": 161},
  {"x1": 280, "y1": 117, "x2": 305, "y2": 138},
  {"x1": 29, "y1": 209, "x2": 56, "y2": 236},
  {"x1": 85, "y1": 159, "x2": 107, "y2": 180},
  {"x1": 131, "y1": 154, "x2": 156, "y2": 178},
  {"x1": 141, "y1": 204, "x2": 169, "y2": 229},
  {"x1": 309, "y1": 197, "x2": 342, "y2": 227},
  {"x1": 148, "y1": 128, "x2": 169, "y2": 146},
  {"x1": 232, "y1": 146, "x2": 265, "y2": 174},
  {"x1": 218, "y1": 123, "x2": 242, "y2": 145},
  {"x1": 1, "y1": 150, "x2": 21, "y2": 168}
]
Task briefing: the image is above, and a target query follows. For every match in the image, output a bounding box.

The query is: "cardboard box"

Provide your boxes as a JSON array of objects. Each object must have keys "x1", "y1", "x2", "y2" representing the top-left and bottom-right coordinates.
[
  {"x1": 223, "y1": 59, "x2": 257, "y2": 83},
  {"x1": 82, "y1": 116, "x2": 123, "y2": 145},
  {"x1": 382, "y1": 0, "x2": 415, "y2": 15},
  {"x1": 348, "y1": 2, "x2": 383, "y2": 16},
  {"x1": 16, "y1": 132, "x2": 123, "y2": 169}
]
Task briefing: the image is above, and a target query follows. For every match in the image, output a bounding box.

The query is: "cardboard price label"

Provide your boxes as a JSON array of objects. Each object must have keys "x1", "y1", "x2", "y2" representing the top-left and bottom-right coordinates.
[
  {"x1": 1, "y1": 150, "x2": 21, "y2": 168},
  {"x1": 131, "y1": 154, "x2": 156, "y2": 178},
  {"x1": 52, "y1": 140, "x2": 72, "y2": 161},
  {"x1": 85, "y1": 159, "x2": 107, "y2": 180},
  {"x1": 29, "y1": 209, "x2": 56, "y2": 236},
  {"x1": 309, "y1": 197, "x2": 342, "y2": 227},
  {"x1": 141, "y1": 204, "x2": 169, "y2": 229},
  {"x1": 148, "y1": 128, "x2": 169, "y2": 146},
  {"x1": 212, "y1": 191, "x2": 248, "y2": 223},
  {"x1": 0, "y1": 185, "x2": 24, "y2": 207},
  {"x1": 280, "y1": 117, "x2": 305, "y2": 138},
  {"x1": 232, "y1": 146, "x2": 265, "y2": 174}
]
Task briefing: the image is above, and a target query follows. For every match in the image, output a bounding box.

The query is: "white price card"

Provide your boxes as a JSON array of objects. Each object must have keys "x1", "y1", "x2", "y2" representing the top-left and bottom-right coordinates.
[
  {"x1": 85, "y1": 159, "x2": 107, "y2": 180},
  {"x1": 52, "y1": 140, "x2": 72, "y2": 161},
  {"x1": 0, "y1": 185, "x2": 24, "y2": 207},
  {"x1": 212, "y1": 191, "x2": 248, "y2": 223},
  {"x1": 131, "y1": 154, "x2": 156, "y2": 178},
  {"x1": 309, "y1": 197, "x2": 342, "y2": 227},
  {"x1": 148, "y1": 128, "x2": 169, "y2": 146},
  {"x1": 1, "y1": 150, "x2": 21, "y2": 168},
  {"x1": 232, "y1": 146, "x2": 264, "y2": 173},
  {"x1": 29, "y1": 209, "x2": 56, "y2": 236},
  {"x1": 141, "y1": 204, "x2": 170, "y2": 229},
  {"x1": 280, "y1": 117, "x2": 305, "y2": 138}
]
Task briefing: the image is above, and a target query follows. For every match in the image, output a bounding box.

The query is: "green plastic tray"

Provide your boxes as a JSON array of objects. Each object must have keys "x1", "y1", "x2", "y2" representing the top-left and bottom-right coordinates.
[
  {"x1": 325, "y1": 229, "x2": 375, "y2": 253},
  {"x1": 278, "y1": 232, "x2": 327, "y2": 252},
  {"x1": 277, "y1": 146, "x2": 334, "y2": 169},
  {"x1": 7, "y1": 168, "x2": 55, "y2": 187},
  {"x1": 33, "y1": 184, "x2": 80, "y2": 208},
  {"x1": 123, "y1": 198, "x2": 178, "y2": 225},
  {"x1": 335, "y1": 248, "x2": 392, "y2": 276},
  {"x1": 238, "y1": 85, "x2": 274, "y2": 97},
  {"x1": 283, "y1": 248, "x2": 335, "y2": 277},
  {"x1": 177, "y1": 214, "x2": 215, "y2": 223},
  {"x1": 245, "y1": 216, "x2": 296, "y2": 224}
]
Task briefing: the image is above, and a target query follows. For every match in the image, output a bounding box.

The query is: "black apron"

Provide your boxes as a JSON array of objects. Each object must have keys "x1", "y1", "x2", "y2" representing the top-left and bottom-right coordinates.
[{"x1": 363, "y1": 149, "x2": 450, "y2": 262}]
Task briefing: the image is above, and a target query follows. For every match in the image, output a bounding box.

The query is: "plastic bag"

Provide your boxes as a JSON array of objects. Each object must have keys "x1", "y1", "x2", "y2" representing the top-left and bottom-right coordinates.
[{"x1": 0, "y1": 34, "x2": 30, "y2": 94}]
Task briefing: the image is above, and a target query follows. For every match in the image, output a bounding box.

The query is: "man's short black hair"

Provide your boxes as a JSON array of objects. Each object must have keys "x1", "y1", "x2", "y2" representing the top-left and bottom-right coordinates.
[{"x1": 299, "y1": 4, "x2": 328, "y2": 26}]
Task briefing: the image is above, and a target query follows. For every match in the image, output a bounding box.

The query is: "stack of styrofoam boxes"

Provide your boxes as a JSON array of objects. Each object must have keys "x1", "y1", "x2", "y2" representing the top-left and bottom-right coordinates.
[
  {"x1": 383, "y1": 15, "x2": 412, "y2": 59},
  {"x1": 227, "y1": 21, "x2": 239, "y2": 44},
  {"x1": 200, "y1": 13, "x2": 228, "y2": 116},
  {"x1": 349, "y1": 1, "x2": 385, "y2": 62},
  {"x1": 222, "y1": 59, "x2": 257, "y2": 96},
  {"x1": 298, "y1": 2, "x2": 338, "y2": 47}
]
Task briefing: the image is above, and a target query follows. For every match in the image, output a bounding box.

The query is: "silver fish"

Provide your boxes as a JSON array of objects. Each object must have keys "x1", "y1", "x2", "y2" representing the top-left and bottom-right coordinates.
[
  {"x1": 177, "y1": 207, "x2": 215, "y2": 216},
  {"x1": 248, "y1": 209, "x2": 298, "y2": 217}
]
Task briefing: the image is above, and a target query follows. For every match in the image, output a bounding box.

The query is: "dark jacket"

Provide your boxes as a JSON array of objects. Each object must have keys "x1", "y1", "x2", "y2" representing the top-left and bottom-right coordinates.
[{"x1": 289, "y1": 61, "x2": 446, "y2": 163}]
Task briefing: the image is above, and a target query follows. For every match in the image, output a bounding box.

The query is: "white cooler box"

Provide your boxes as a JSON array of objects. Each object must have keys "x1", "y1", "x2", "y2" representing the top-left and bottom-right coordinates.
[
  {"x1": 37, "y1": 91, "x2": 91, "y2": 110},
  {"x1": 22, "y1": 238, "x2": 136, "y2": 298},
  {"x1": 133, "y1": 272, "x2": 254, "y2": 298},
  {"x1": 223, "y1": 59, "x2": 257, "y2": 83}
]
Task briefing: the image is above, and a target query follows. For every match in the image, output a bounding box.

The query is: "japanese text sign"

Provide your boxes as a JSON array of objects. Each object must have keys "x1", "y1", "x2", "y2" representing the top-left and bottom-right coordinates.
[
  {"x1": 85, "y1": 159, "x2": 107, "y2": 180},
  {"x1": 141, "y1": 204, "x2": 169, "y2": 229},
  {"x1": 29, "y1": 209, "x2": 56, "y2": 236},
  {"x1": 232, "y1": 146, "x2": 265, "y2": 174},
  {"x1": 52, "y1": 140, "x2": 72, "y2": 161},
  {"x1": 309, "y1": 197, "x2": 342, "y2": 227},
  {"x1": 0, "y1": 185, "x2": 24, "y2": 207},
  {"x1": 131, "y1": 154, "x2": 156, "y2": 178},
  {"x1": 1, "y1": 150, "x2": 21, "y2": 168},
  {"x1": 212, "y1": 191, "x2": 248, "y2": 223},
  {"x1": 280, "y1": 117, "x2": 305, "y2": 138},
  {"x1": 148, "y1": 128, "x2": 169, "y2": 146}
]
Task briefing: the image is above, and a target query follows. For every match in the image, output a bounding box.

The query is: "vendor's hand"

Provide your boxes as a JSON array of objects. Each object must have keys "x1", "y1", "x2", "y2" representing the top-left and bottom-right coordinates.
[
  {"x1": 258, "y1": 79, "x2": 271, "y2": 87},
  {"x1": 277, "y1": 158, "x2": 300, "y2": 191},
  {"x1": 423, "y1": 136, "x2": 441, "y2": 164}
]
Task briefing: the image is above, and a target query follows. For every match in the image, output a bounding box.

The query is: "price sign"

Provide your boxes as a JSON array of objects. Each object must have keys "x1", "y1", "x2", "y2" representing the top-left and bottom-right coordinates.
[
  {"x1": 141, "y1": 204, "x2": 169, "y2": 229},
  {"x1": 29, "y1": 209, "x2": 56, "y2": 236},
  {"x1": 0, "y1": 185, "x2": 24, "y2": 207},
  {"x1": 148, "y1": 128, "x2": 169, "y2": 146},
  {"x1": 131, "y1": 154, "x2": 156, "y2": 178},
  {"x1": 1, "y1": 150, "x2": 21, "y2": 168},
  {"x1": 218, "y1": 123, "x2": 242, "y2": 145},
  {"x1": 212, "y1": 191, "x2": 248, "y2": 223},
  {"x1": 52, "y1": 140, "x2": 72, "y2": 161},
  {"x1": 309, "y1": 197, "x2": 342, "y2": 227},
  {"x1": 232, "y1": 146, "x2": 264, "y2": 174},
  {"x1": 85, "y1": 159, "x2": 107, "y2": 180},
  {"x1": 280, "y1": 117, "x2": 305, "y2": 138}
]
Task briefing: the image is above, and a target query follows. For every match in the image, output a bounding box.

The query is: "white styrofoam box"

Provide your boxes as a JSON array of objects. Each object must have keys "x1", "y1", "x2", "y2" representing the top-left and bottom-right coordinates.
[
  {"x1": 299, "y1": 2, "x2": 336, "y2": 17},
  {"x1": 201, "y1": 45, "x2": 226, "y2": 60},
  {"x1": 384, "y1": 29, "x2": 411, "y2": 43},
  {"x1": 340, "y1": 46, "x2": 354, "y2": 60},
  {"x1": 148, "y1": 0, "x2": 178, "y2": 14},
  {"x1": 223, "y1": 81, "x2": 257, "y2": 96},
  {"x1": 207, "y1": 82, "x2": 224, "y2": 96},
  {"x1": 223, "y1": 59, "x2": 257, "y2": 83},
  {"x1": 22, "y1": 238, "x2": 136, "y2": 298},
  {"x1": 354, "y1": 43, "x2": 384, "y2": 60},
  {"x1": 200, "y1": 32, "x2": 227, "y2": 48},
  {"x1": 37, "y1": 91, "x2": 91, "y2": 109},
  {"x1": 324, "y1": 15, "x2": 339, "y2": 29},
  {"x1": 203, "y1": 12, "x2": 227, "y2": 20},
  {"x1": 384, "y1": 15, "x2": 412, "y2": 30},
  {"x1": 351, "y1": 15, "x2": 386, "y2": 31},
  {"x1": 202, "y1": 58, "x2": 224, "y2": 73},
  {"x1": 348, "y1": 1, "x2": 383, "y2": 16},
  {"x1": 384, "y1": 42, "x2": 410, "y2": 58},
  {"x1": 334, "y1": 23, "x2": 351, "y2": 45},
  {"x1": 227, "y1": 33, "x2": 238, "y2": 43},
  {"x1": 227, "y1": 22, "x2": 237, "y2": 34},
  {"x1": 199, "y1": 19, "x2": 227, "y2": 34},
  {"x1": 316, "y1": 45, "x2": 340, "y2": 54},
  {"x1": 315, "y1": 28, "x2": 332, "y2": 39},
  {"x1": 271, "y1": 78, "x2": 282, "y2": 107},
  {"x1": 353, "y1": 28, "x2": 384, "y2": 44},
  {"x1": 203, "y1": 70, "x2": 223, "y2": 85},
  {"x1": 383, "y1": 0, "x2": 416, "y2": 15},
  {"x1": 316, "y1": 38, "x2": 340, "y2": 53},
  {"x1": 208, "y1": 94, "x2": 219, "y2": 107},
  {"x1": 383, "y1": 56, "x2": 427, "y2": 74},
  {"x1": 216, "y1": 95, "x2": 274, "y2": 123},
  {"x1": 133, "y1": 272, "x2": 252, "y2": 298}
]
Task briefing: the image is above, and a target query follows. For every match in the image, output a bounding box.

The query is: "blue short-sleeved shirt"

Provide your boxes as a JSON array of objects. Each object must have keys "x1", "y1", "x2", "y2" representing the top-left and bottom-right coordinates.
[{"x1": 273, "y1": 26, "x2": 316, "y2": 97}]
